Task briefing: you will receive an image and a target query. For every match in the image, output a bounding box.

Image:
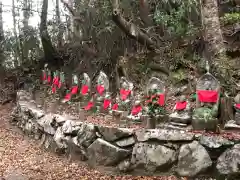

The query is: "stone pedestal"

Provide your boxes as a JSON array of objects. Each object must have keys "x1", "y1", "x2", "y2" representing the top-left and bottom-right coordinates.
[
  {"x1": 235, "y1": 112, "x2": 240, "y2": 125},
  {"x1": 192, "y1": 117, "x2": 218, "y2": 131}
]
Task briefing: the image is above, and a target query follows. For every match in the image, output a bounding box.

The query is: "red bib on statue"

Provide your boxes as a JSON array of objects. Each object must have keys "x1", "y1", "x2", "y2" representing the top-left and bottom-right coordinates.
[
  {"x1": 81, "y1": 85, "x2": 89, "y2": 95},
  {"x1": 103, "y1": 99, "x2": 111, "y2": 109},
  {"x1": 197, "y1": 90, "x2": 218, "y2": 103},
  {"x1": 175, "y1": 101, "x2": 187, "y2": 110},
  {"x1": 112, "y1": 103, "x2": 118, "y2": 110},
  {"x1": 96, "y1": 85, "x2": 104, "y2": 95},
  {"x1": 84, "y1": 102, "x2": 93, "y2": 111},
  {"x1": 120, "y1": 89, "x2": 131, "y2": 100},
  {"x1": 235, "y1": 104, "x2": 240, "y2": 109},
  {"x1": 131, "y1": 105, "x2": 142, "y2": 116}
]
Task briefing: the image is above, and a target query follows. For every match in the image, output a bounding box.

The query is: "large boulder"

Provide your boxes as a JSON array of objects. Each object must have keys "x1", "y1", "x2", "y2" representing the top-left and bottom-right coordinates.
[
  {"x1": 37, "y1": 114, "x2": 56, "y2": 135},
  {"x1": 98, "y1": 126, "x2": 133, "y2": 142},
  {"x1": 115, "y1": 136, "x2": 136, "y2": 147},
  {"x1": 135, "y1": 129, "x2": 194, "y2": 142},
  {"x1": 76, "y1": 123, "x2": 97, "y2": 148},
  {"x1": 131, "y1": 142, "x2": 177, "y2": 172},
  {"x1": 62, "y1": 120, "x2": 81, "y2": 136},
  {"x1": 216, "y1": 144, "x2": 240, "y2": 176},
  {"x1": 87, "y1": 138, "x2": 130, "y2": 166},
  {"x1": 176, "y1": 141, "x2": 212, "y2": 177}
]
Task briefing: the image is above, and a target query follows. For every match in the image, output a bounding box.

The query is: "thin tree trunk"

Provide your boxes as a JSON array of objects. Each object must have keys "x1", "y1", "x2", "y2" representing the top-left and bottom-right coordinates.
[
  {"x1": 23, "y1": 0, "x2": 30, "y2": 61},
  {"x1": 0, "y1": 0, "x2": 4, "y2": 66},
  {"x1": 56, "y1": 0, "x2": 63, "y2": 48},
  {"x1": 12, "y1": 0, "x2": 21, "y2": 66},
  {"x1": 40, "y1": 0, "x2": 58, "y2": 67},
  {"x1": 201, "y1": 0, "x2": 232, "y2": 86}
]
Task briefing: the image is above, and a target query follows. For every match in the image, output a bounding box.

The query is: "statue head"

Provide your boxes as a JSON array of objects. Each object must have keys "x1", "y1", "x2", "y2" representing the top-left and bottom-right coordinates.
[
  {"x1": 179, "y1": 95, "x2": 186, "y2": 102},
  {"x1": 234, "y1": 93, "x2": 240, "y2": 104}
]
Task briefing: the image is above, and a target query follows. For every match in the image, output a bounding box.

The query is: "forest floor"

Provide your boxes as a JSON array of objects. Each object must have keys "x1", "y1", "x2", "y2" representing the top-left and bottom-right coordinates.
[{"x1": 0, "y1": 103, "x2": 182, "y2": 180}]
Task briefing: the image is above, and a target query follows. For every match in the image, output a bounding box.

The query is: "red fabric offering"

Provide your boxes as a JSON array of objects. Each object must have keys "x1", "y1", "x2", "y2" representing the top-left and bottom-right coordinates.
[
  {"x1": 103, "y1": 99, "x2": 111, "y2": 109},
  {"x1": 81, "y1": 85, "x2": 89, "y2": 95},
  {"x1": 71, "y1": 86, "x2": 78, "y2": 94},
  {"x1": 120, "y1": 89, "x2": 131, "y2": 100},
  {"x1": 197, "y1": 90, "x2": 218, "y2": 103},
  {"x1": 158, "y1": 94, "x2": 165, "y2": 106},
  {"x1": 112, "y1": 103, "x2": 118, "y2": 110},
  {"x1": 42, "y1": 73, "x2": 46, "y2": 81},
  {"x1": 175, "y1": 101, "x2": 187, "y2": 110},
  {"x1": 96, "y1": 85, "x2": 105, "y2": 95},
  {"x1": 84, "y1": 102, "x2": 93, "y2": 111},
  {"x1": 53, "y1": 77, "x2": 60, "y2": 86},
  {"x1": 52, "y1": 86, "x2": 56, "y2": 93},
  {"x1": 131, "y1": 105, "x2": 142, "y2": 116},
  {"x1": 58, "y1": 82, "x2": 62, "y2": 89},
  {"x1": 64, "y1": 93, "x2": 71, "y2": 101},
  {"x1": 235, "y1": 104, "x2": 240, "y2": 109},
  {"x1": 47, "y1": 76, "x2": 51, "y2": 83}
]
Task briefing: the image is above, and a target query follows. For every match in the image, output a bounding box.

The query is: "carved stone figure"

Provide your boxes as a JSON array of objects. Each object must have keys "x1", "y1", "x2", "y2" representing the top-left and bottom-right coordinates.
[
  {"x1": 118, "y1": 77, "x2": 134, "y2": 111},
  {"x1": 169, "y1": 95, "x2": 191, "y2": 125},
  {"x1": 224, "y1": 93, "x2": 240, "y2": 131},
  {"x1": 95, "y1": 71, "x2": 109, "y2": 112},
  {"x1": 102, "y1": 92, "x2": 112, "y2": 113},
  {"x1": 80, "y1": 73, "x2": 91, "y2": 102},
  {"x1": 192, "y1": 72, "x2": 220, "y2": 131},
  {"x1": 126, "y1": 94, "x2": 143, "y2": 121},
  {"x1": 234, "y1": 93, "x2": 240, "y2": 125},
  {"x1": 145, "y1": 77, "x2": 166, "y2": 123}
]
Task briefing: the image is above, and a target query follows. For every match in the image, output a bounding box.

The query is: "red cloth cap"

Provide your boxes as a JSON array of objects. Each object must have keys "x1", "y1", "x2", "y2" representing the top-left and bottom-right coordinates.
[{"x1": 197, "y1": 90, "x2": 218, "y2": 103}]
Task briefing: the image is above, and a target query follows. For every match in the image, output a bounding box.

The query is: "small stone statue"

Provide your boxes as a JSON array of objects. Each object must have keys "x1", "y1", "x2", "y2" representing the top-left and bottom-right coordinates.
[
  {"x1": 102, "y1": 92, "x2": 112, "y2": 112},
  {"x1": 95, "y1": 71, "x2": 109, "y2": 112},
  {"x1": 192, "y1": 72, "x2": 220, "y2": 131},
  {"x1": 234, "y1": 93, "x2": 240, "y2": 125},
  {"x1": 118, "y1": 77, "x2": 134, "y2": 111},
  {"x1": 127, "y1": 94, "x2": 143, "y2": 121},
  {"x1": 169, "y1": 95, "x2": 191, "y2": 125}
]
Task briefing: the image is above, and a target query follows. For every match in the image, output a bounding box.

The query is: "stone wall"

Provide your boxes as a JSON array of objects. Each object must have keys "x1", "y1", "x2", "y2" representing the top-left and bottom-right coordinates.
[{"x1": 11, "y1": 90, "x2": 240, "y2": 178}]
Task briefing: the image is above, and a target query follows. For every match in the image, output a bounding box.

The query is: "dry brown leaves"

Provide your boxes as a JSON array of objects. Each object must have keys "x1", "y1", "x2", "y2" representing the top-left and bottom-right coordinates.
[{"x1": 0, "y1": 104, "x2": 181, "y2": 180}]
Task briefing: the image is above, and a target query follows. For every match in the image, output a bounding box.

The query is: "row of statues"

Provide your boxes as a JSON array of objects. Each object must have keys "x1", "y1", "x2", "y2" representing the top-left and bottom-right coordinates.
[{"x1": 41, "y1": 65, "x2": 240, "y2": 131}]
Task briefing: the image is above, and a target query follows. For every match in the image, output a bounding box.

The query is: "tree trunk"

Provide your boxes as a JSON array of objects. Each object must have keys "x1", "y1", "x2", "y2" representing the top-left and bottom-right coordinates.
[
  {"x1": 0, "y1": 0, "x2": 4, "y2": 66},
  {"x1": 55, "y1": 0, "x2": 64, "y2": 48},
  {"x1": 201, "y1": 0, "x2": 232, "y2": 87},
  {"x1": 139, "y1": 0, "x2": 153, "y2": 27},
  {"x1": 112, "y1": 0, "x2": 157, "y2": 51},
  {"x1": 23, "y1": 0, "x2": 31, "y2": 61},
  {"x1": 12, "y1": 0, "x2": 21, "y2": 66},
  {"x1": 40, "y1": 0, "x2": 58, "y2": 67}
]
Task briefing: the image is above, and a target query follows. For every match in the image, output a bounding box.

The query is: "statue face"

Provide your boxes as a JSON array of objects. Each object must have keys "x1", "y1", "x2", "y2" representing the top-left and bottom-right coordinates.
[{"x1": 179, "y1": 95, "x2": 186, "y2": 102}]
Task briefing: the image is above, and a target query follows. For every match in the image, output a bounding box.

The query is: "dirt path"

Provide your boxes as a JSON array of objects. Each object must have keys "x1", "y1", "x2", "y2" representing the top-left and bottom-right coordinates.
[{"x1": 0, "y1": 104, "x2": 180, "y2": 180}]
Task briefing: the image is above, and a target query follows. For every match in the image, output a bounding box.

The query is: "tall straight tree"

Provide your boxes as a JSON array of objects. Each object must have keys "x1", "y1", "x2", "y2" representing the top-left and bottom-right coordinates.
[
  {"x1": 201, "y1": 0, "x2": 232, "y2": 85},
  {"x1": 12, "y1": 0, "x2": 21, "y2": 65},
  {"x1": 0, "y1": 0, "x2": 4, "y2": 66},
  {"x1": 22, "y1": 0, "x2": 31, "y2": 60}
]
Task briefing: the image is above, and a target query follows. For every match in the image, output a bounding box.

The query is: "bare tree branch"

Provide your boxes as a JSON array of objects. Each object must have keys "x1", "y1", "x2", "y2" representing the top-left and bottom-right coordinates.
[
  {"x1": 112, "y1": 0, "x2": 157, "y2": 51},
  {"x1": 60, "y1": 0, "x2": 75, "y2": 16},
  {"x1": 139, "y1": 0, "x2": 153, "y2": 27}
]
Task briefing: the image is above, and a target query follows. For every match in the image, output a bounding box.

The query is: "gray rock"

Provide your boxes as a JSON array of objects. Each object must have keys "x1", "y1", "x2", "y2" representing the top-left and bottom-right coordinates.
[
  {"x1": 53, "y1": 127, "x2": 68, "y2": 149},
  {"x1": 77, "y1": 123, "x2": 97, "y2": 148},
  {"x1": 176, "y1": 141, "x2": 212, "y2": 177},
  {"x1": 87, "y1": 138, "x2": 130, "y2": 166},
  {"x1": 217, "y1": 144, "x2": 240, "y2": 175},
  {"x1": 115, "y1": 136, "x2": 136, "y2": 147},
  {"x1": 98, "y1": 126, "x2": 133, "y2": 142},
  {"x1": 225, "y1": 120, "x2": 240, "y2": 130},
  {"x1": 37, "y1": 114, "x2": 55, "y2": 135},
  {"x1": 131, "y1": 142, "x2": 177, "y2": 171},
  {"x1": 199, "y1": 135, "x2": 234, "y2": 149},
  {"x1": 62, "y1": 120, "x2": 81, "y2": 135},
  {"x1": 135, "y1": 129, "x2": 194, "y2": 142},
  {"x1": 27, "y1": 107, "x2": 45, "y2": 119},
  {"x1": 117, "y1": 159, "x2": 131, "y2": 172}
]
